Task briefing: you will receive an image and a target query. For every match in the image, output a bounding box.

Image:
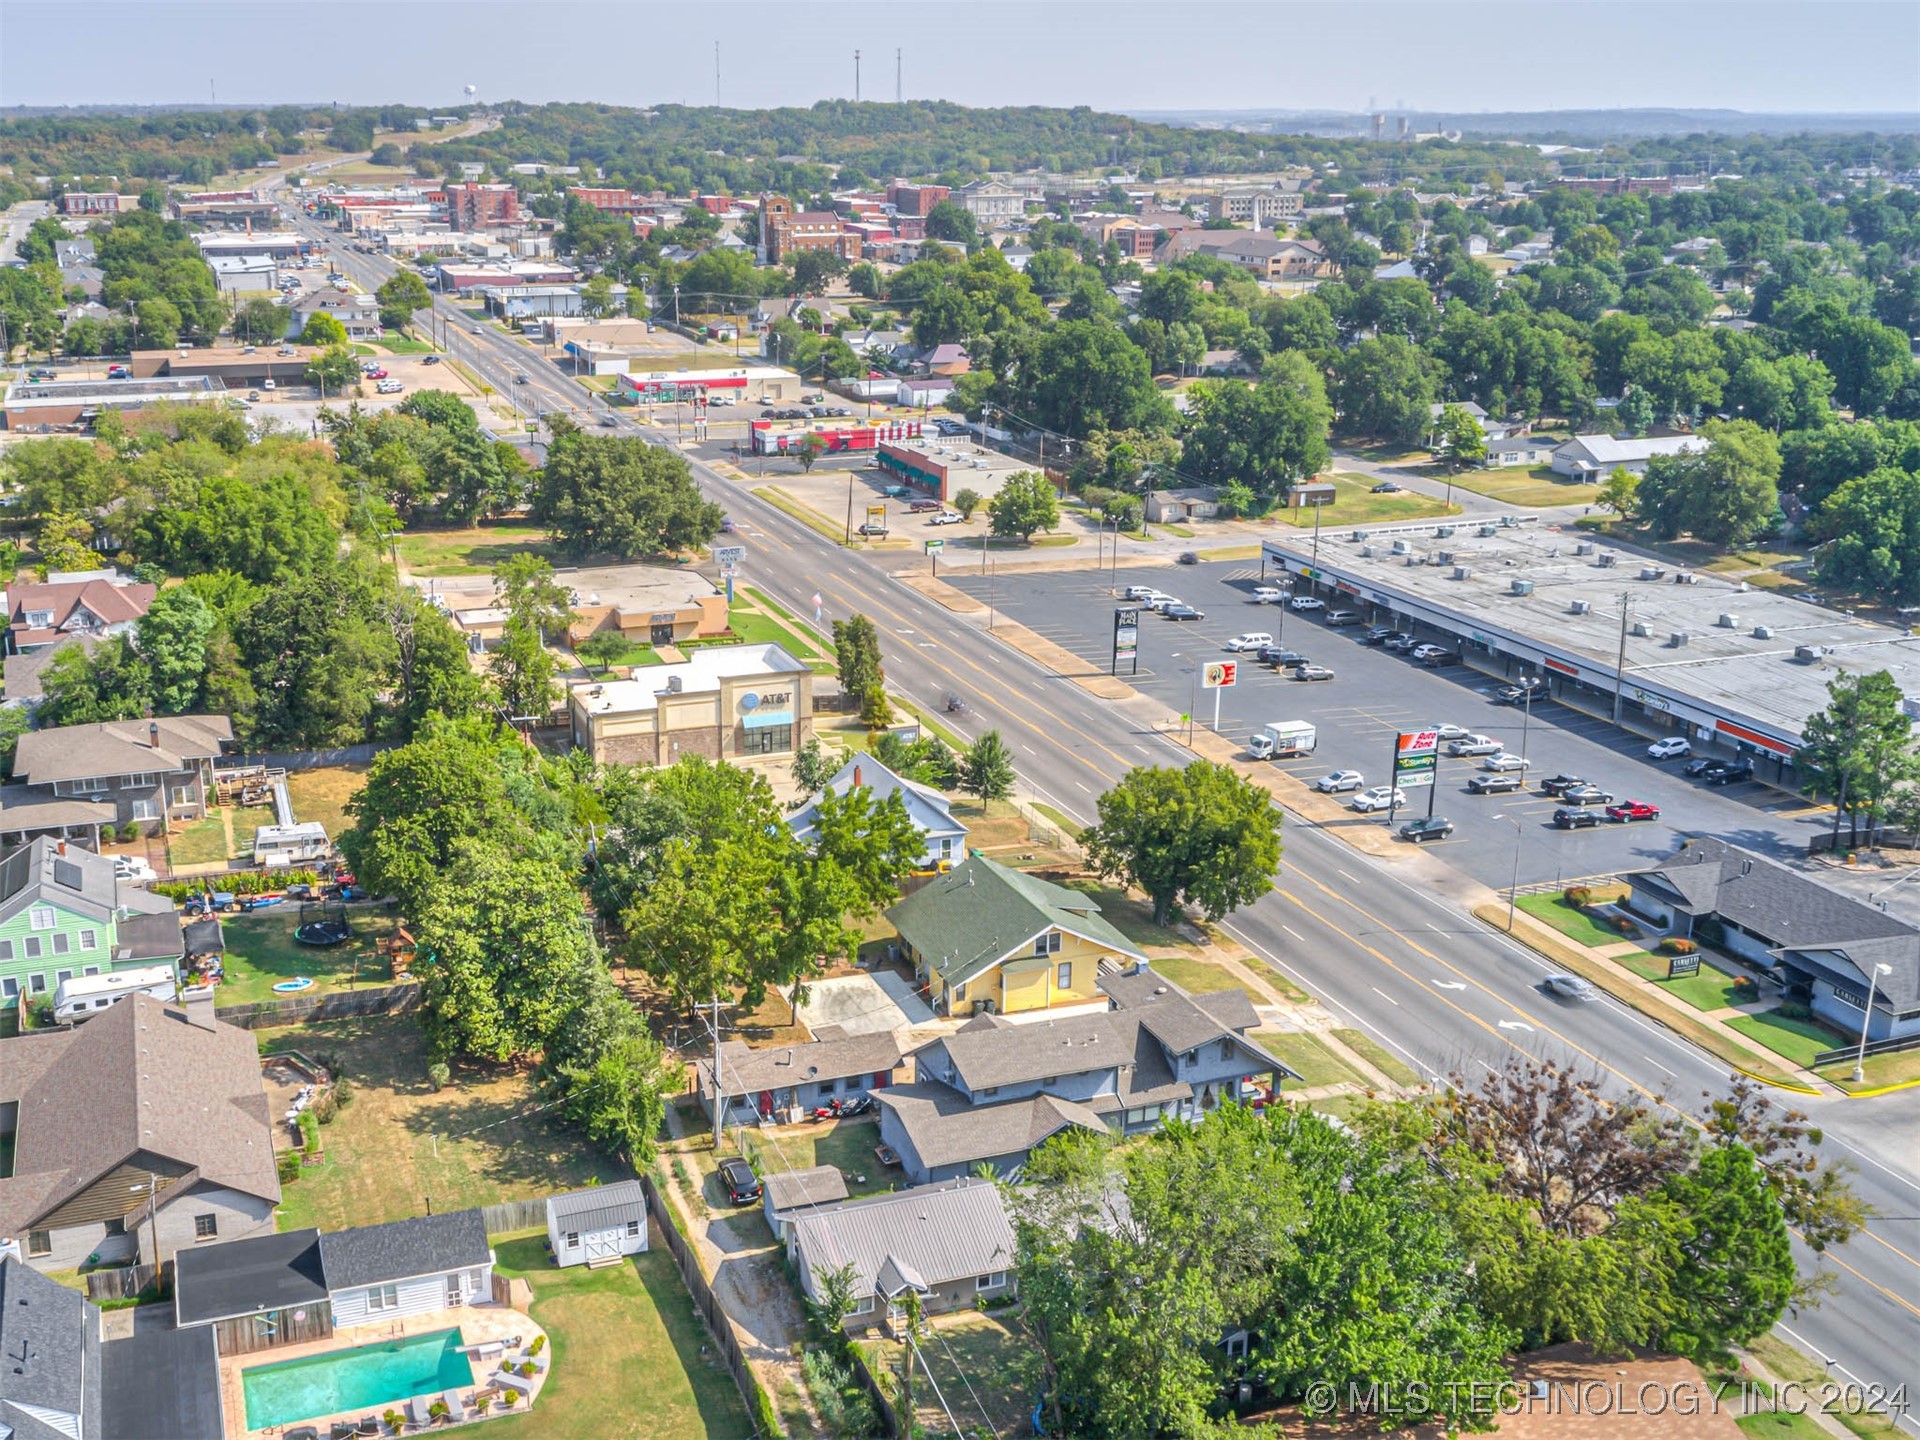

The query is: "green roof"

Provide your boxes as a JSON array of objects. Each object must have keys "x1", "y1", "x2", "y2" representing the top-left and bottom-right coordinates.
[{"x1": 886, "y1": 855, "x2": 1146, "y2": 989}]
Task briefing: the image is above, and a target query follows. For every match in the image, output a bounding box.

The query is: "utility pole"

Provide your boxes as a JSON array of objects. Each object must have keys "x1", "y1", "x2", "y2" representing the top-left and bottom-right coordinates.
[
  {"x1": 854, "y1": 50, "x2": 861, "y2": 103},
  {"x1": 705, "y1": 993, "x2": 727, "y2": 1147},
  {"x1": 896, "y1": 49, "x2": 902, "y2": 103},
  {"x1": 1610, "y1": 591, "x2": 1631, "y2": 724}
]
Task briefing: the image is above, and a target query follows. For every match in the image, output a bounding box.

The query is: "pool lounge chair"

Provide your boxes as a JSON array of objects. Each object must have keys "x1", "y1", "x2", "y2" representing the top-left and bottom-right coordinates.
[
  {"x1": 329, "y1": 1424, "x2": 357, "y2": 1440},
  {"x1": 441, "y1": 1390, "x2": 466, "y2": 1423},
  {"x1": 286, "y1": 1429, "x2": 320, "y2": 1440},
  {"x1": 357, "y1": 1417, "x2": 380, "y2": 1437},
  {"x1": 407, "y1": 1396, "x2": 433, "y2": 1429}
]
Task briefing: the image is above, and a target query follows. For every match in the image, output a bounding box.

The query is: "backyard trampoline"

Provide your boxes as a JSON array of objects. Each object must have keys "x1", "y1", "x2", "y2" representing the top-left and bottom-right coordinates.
[{"x1": 293, "y1": 898, "x2": 353, "y2": 947}]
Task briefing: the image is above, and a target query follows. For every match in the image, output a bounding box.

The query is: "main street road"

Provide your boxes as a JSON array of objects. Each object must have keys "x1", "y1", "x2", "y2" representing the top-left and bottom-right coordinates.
[{"x1": 283, "y1": 212, "x2": 1920, "y2": 1425}]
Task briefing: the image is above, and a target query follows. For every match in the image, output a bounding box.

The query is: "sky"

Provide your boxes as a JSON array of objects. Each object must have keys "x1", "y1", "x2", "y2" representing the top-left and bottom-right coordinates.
[{"x1": 2, "y1": 0, "x2": 1916, "y2": 116}]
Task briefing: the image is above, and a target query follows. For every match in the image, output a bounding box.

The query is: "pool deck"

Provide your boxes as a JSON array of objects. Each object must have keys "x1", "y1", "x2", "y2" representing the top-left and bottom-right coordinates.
[{"x1": 224, "y1": 1303, "x2": 550, "y2": 1439}]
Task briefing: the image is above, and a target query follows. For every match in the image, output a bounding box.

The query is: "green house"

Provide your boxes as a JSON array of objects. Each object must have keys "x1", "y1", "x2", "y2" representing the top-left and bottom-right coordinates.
[{"x1": 0, "y1": 838, "x2": 182, "y2": 1012}]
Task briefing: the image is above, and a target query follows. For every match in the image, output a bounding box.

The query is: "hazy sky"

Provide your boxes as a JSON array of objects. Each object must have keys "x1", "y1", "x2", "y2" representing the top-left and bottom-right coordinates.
[{"x1": 3, "y1": 1, "x2": 1917, "y2": 115}]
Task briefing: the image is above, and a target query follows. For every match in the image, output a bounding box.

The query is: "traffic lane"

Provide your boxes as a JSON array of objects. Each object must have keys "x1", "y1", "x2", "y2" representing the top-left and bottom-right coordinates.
[{"x1": 948, "y1": 563, "x2": 1827, "y2": 884}]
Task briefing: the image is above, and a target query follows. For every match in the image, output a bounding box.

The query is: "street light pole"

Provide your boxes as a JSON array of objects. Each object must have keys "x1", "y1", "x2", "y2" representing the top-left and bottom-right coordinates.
[
  {"x1": 1852, "y1": 962, "x2": 1892, "y2": 1082},
  {"x1": 1494, "y1": 812, "x2": 1524, "y2": 931}
]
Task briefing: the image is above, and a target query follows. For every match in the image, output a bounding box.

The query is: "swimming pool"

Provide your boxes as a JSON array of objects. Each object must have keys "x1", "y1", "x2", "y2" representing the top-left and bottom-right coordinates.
[{"x1": 242, "y1": 1327, "x2": 474, "y2": 1430}]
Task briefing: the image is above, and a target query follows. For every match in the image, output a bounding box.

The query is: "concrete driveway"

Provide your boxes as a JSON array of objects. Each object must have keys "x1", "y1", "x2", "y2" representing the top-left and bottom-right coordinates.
[{"x1": 797, "y1": 969, "x2": 934, "y2": 1035}]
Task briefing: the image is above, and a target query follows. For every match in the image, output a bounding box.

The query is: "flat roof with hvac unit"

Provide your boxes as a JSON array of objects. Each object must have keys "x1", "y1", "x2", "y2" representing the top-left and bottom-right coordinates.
[
  {"x1": 3, "y1": 375, "x2": 219, "y2": 430},
  {"x1": 1261, "y1": 524, "x2": 1920, "y2": 763}
]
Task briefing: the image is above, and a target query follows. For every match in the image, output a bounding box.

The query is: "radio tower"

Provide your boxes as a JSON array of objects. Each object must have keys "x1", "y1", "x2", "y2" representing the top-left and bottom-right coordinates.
[
  {"x1": 896, "y1": 49, "x2": 902, "y2": 103},
  {"x1": 714, "y1": 42, "x2": 721, "y2": 106},
  {"x1": 854, "y1": 50, "x2": 861, "y2": 102}
]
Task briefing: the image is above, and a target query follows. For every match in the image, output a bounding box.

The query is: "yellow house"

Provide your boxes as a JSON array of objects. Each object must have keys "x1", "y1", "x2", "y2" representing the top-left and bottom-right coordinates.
[{"x1": 886, "y1": 856, "x2": 1148, "y2": 1017}]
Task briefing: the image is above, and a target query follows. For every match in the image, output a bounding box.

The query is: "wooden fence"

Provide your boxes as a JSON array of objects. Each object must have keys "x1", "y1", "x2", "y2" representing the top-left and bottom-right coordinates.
[
  {"x1": 215, "y1": 982, "x2": 420, "y2": 1030},
  {"x1": 84, "y1": 1262, "x2": 165, "y2": 1303},
  {"x1": 212, "y1": 1300, "x2": 335, "y2": 1356},
  {"x1": 478, "y1": 1198, "x2": 550, "y2": 1236}
]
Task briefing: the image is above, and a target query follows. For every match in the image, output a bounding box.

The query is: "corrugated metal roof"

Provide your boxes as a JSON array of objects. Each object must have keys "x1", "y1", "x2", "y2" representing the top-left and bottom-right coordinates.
[
  {"x1": 546, "y1": 1179, "x2": 648, "y2": 1233},
  {"x1": 790, "y1": 1178, "x2": 1015, "y2": 1300}
]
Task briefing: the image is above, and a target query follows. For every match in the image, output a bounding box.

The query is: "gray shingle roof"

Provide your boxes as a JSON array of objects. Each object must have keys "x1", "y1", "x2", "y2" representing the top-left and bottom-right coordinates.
[
  {"x1": 874, "y1": 1084, "x2": 1107, "y2": 1170},
  {"x1": 763, "y1": 1165, "x2": 850, "y2": 1214},
  {"x1": 12, "y1": 714, "x2": 232, "y2": 787},
  {"x1": 546, "y1": 1180, "x2": 648, "y2": 1235},
  {"x1": 886, "y1": 856, "x2": 1146, "y2": 989},
  {"x1": 0, "y1": 1256, "x2": 101, "y2": 1440},
  {"x1": 790, "y1": 1177, "x2": 1015, "y2": 1300},
  {"x1": 101, "y1": 1323, "x2": 223, "y2": 1440},
  {"x1": 321, "y1": 1209, "x2": 491, "y2": 1291},
  {"x1": 172, "y1": 1228, "x2": 328, "y2": 1326},
  {"x1": 701, "y1": 1032, "x2": 905, "y2": 1100},
  {"x1": 787, "y1": 752, "x2": 968, "y2": 850}
]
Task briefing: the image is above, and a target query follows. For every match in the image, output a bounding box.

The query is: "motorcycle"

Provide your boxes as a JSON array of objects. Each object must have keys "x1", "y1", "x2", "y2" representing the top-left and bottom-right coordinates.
[{"x1": 945, "y1": 694, "x2": 969, "y2": 715}]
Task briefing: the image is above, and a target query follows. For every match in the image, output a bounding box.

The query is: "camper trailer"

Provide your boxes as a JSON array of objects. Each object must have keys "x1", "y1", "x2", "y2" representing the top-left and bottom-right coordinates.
[
  {"x1": 53, "y1": 964, "x2": 178, "y2": 1022},
  {"x1": 251, "y1": 822, "x2": 332, "y2": 868}
]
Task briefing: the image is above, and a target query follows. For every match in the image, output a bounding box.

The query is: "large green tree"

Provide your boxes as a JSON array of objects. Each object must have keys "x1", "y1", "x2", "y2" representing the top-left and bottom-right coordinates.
[
  {"x1": 374, "y1": 270, "x2": 432, "y2": 329},
  {"x1": 985, "y1": 470, "x2": 1060, "y2": 540},
  {"x1": 532, "y1": 431, "x2": 723, "y2": 559},
  {"x1": 1639, "y1": 419, "x2": 1781, "y2": 546},
  {"x1": 1179, "y1": 355, "x2": 1330, "y2": 501},
  {"x1": 1812, "y1": 466, "x2": 1920, "y2": 602},
  {"x1": 1332, "y1": 335, "x2": 1439, "y2": 445},
  {"x1": 1083, "y1": 761, "x2": 1282, "y2": 925},
  {"x1": 1796, "y1": 669, "x2": 1919, "y2": 847}
]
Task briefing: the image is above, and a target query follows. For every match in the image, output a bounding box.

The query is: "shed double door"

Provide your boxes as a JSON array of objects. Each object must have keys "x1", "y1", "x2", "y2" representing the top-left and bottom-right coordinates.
[{"x1": 583, "y1": 1228, "x2": 622, "y2": 1264}]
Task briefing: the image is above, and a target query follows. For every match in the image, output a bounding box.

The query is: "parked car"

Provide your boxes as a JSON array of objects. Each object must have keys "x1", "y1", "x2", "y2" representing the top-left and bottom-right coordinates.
[
  {"x1": 1351, "y1": 786, "x2": 1408, "y2": 813},
  {"x1": 1324, "y1": 609, "x2": 1359, "y2": 627},
  {"x1": 1448, "y1": 735, "x2": 1502, "y2": 757},
  {"x1": 1419, "y1": 648, "x2": 1460, "y2": 667},
  {"x1": 1647, "y1": 737, "x2": 1692, "y2": 760},
  {"x1": 882, "y1": 484, "x2": 912, "y2": 498},
  {"x1": 1467, "y1": 772, "x2": 1525, "y2": 794},
  {"x1": 1399, "y1": 816, "x2": 1454, "y2": 843},
  {"x1": 908, "y1": 499, "x2": 944, "y2": 513},
  {"x1": 1431, "y1": 723, "x2": 1470, "y2": 742},
  {"x1": 718, "y1": 1158, "x2": 762, "y2": 1204},
  {"x1": 1542, "y1": 975, "x2": 1598, "y2": 1001},
  {"x1": 1553, "y1": 807, "x2": 1603, "y2": 829},
  {"x1": 1225, "y1": 633, "x2": 1273, "y2": 651},
  {"x1": 1163, "y1": 604, "x2": 1205, "y2": 621},
  {"x1": 1313, "y1": 770, "x2": 1366, "y2": 793},
  {"x1": 1496, "y1": 679, "x2": 1551, "y2": 706},
  {"x1": 1410, "y1": 644, "x2": 1448, "y2": 662},
  {"x1": 1383, "y1": 633, "x2": 1418, "y2": 652},
  {"x1": 422, "y1": 354, "x2": 441, "y2": 365},
  {"x1": 1607, "y1": 800, "x2": 1661, "y2": 822},
  {"x1": 113, "y1": 856, "x2": 157, "y2": 882},
  {"x1": 1361, "y1": 626, "x2": 1396, "y2": 645},
  {"x1": 856, "y1": 523, "x2": 888, "y2": 537},
  {"x1": 1290, "y1": 595, "x2": 1325, "y2": 612},
  {"x1": 1122, "y1": 585, "x2": 1164, "y2": 602},
  {"x1": 1560, "y1": 784, "x2": 1615, "y2": 806},
  {"x1": 1291, "y1": 664, "x2": 1336, "y2": 681},
  {"x1": 928, "y1": 511, "x2": 963, "y2": 525},
  {"x1": 1538, "y1": 774, "x2": 1589, "y2": 797},
  {"x1": 1257, "y1": 646, "x2": 1310, "y2": 668},
  {"x1": 1250, "y1": 585, "x2": 1288, "y2": 604},
  {"x1": 1146, "y1": 595, "x2": 1184, "y2": 613},
  {"x1": 1176, "y1": 551, "x2": 1200, "y2": 565},
  {"x1": 1702, "y1": 760, "x2": 1755, "y2": 786},
  {"x1": 1483, "y1": 753, "x2": 1531, "y2": 772},
  {"x1": 1683, "y1": 757, "x2": 1717, "y2": 777},
  {"x1": 514, "y1": 373, "x2": 530, "y2": 384},
  {"x1": 1370, "y1": 480, "x2": 1403, "y2": 493}
]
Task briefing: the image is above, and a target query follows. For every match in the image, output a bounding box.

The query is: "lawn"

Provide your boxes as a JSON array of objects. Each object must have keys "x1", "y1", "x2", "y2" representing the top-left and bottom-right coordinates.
[
  {"x1": 1725, "y1": 1009, "x2": 1848, "y2": 1069},
  {"x1": 1334, "y1": 1029, "x2": 1424, "y2": 1088},
  {"x1": 263, "y1": 1012, "x2": 625, "y2": 1233},
  {"x1": 216, "y1": 910, "x2": 397, "y2": 1008},
  {"x1": 1655, "y1": 968, "x2": 1749, "y2": 1012},
  {"x1": 486, "y1": 1235, "x2": 754, "y2": 1440},
  {"x1": 1615, "y1": 950, "x2": 1671, "y2": 981},
  {"x1": 737, "y1": 1117, "x2": 890, "y2": 1198},
  {"x1": 1817, "y1": 1046, "x2": 1920, "y2": 1093},
  {"x1": 1259, "y1": 1031, "x2": 1366, "y2": 1090},
  {"x1": 167, "y1": 814, "x2": 231, "y2": 868},
  {"x1": 394, "y1": 521, "x2": 555, "y2": 578},
  {"x1": 1054, "y1": 880, "x2": 1190, "y2": 951},
  {"x1": 374, "y1": 330, "x2": 436, "y2": 355},
  {"x1": 1447, "y1": 464, "x2": 1601, "y2": 508},
  {"x1": 1743, "y1": 1334, "x2": 1906, "y2": 1438},
  {"x1": 864, "y1": 1312, "x2": 1035, "y2": 1439},
  {"x1": 1146, "y1": 954, "x2": 1256, "y2": 998},
  {"x1": 285, "y1": 764, "x2": 368, "y2": 841},
  {"x1": 1515, "y1": 893, "x2": 1634, "y2": 950},
  {"x1": 1311, "y1": 473, "x2": 1461, "y2": 525}
]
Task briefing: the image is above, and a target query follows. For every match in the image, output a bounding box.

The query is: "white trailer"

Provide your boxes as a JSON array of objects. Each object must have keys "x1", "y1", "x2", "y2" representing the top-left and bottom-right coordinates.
[
  {"x1": 53, "y1": 964, "x2": 178, "y2": 1022},
  {"x1": 1246, "y1": 720, "x2": 1317, "y2": 760}
]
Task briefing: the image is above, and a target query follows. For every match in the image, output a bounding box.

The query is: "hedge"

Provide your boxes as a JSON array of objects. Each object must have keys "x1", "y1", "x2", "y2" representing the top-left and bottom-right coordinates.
[
  {"x1": 152, "y1": 869, "x2": 322, "y2": 902},
  {"x1": 1658, "y1": 937, "x2": 1698, "y2": 955},
  {"x1": 1564, "y1": 885, "x2": 1593, "y2": 907}
]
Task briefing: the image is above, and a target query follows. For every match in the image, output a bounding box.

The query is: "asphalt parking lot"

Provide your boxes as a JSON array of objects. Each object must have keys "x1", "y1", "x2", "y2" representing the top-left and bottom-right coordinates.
[{"x1": 947, "y1": 559, "x2": 1834, "y2": 892}]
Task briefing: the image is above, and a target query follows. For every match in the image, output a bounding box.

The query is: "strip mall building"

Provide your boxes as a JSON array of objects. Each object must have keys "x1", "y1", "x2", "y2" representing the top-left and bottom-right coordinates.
[{"x1": 568, "y1": 643, "x2": 814, "y2": 766}]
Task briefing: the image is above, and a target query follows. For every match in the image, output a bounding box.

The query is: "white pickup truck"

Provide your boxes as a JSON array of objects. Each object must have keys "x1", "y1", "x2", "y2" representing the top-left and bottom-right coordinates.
[{"x1": 1247, "y1": 720, "x2": 1318, "y2": 760}]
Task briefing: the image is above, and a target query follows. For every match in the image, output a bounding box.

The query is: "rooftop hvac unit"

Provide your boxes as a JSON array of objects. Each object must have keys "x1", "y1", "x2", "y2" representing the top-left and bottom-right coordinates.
[
  {"x1": 1597, "y1": 553, "x2": 1617, "y2": 568},
  {"x1": 1753, "y1": 625, "x2": 1774, "y2": 639},
  {"x1": 1478, "y1": 524, "x2": 1498, "y2": 537},
  {"x1": 1717, "y1": 613, "x2": 1740, "y2": 628},
  {"x1": 1510, "y1": 579, "x2": 1534, "y2": 596},
  {"x1": 1669, "y1": 631, "x2": 1689, "y2": 647},
  {"x1": 1351, "y1": 530, "x2": 1370, "y2": 542},
  {"x1": 1631, "y1": 621, "x2": 1652, "y2": 637},
  {"x1": 1436, "y1": 551, "x2": 1455, "y2": 565},
  {"x1": 1360, "y1": 544, "x2": 1376, "y2": 558},
  {"x1": 1575, "y1": 541, "x2": 1594, "y2": 555},
  {"x1": 1570, "y1": 599, "x2": 1591, "y2": 615},
  {"x1": 1639, "y1": 566, "x2": 1664, "y2": 581},
  {"x1": 1391, "y1": 539, "x2": 1413, "y2": 556},
  {"x1": 1435, "y1": 525, "x2": 1456, "y2": 538},
  {"x1": 666, "y1": 674, "x2": 684, "y2": 692},
  {"x1": 1453, "y1": 565, "x2": 1473, "y2": 581},
  {"x1": 1677, "y1": 571, "x2": 1697, "y2": 585},
  {"x1": 1794, "y1": 645, "x2": 1820, "y2": 662}
]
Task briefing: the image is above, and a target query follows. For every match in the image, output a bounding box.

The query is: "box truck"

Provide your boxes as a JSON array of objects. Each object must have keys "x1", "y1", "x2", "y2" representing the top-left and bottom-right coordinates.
[{"x1": 1246, "y1": 720, "x2": 1317, "y2": 760}]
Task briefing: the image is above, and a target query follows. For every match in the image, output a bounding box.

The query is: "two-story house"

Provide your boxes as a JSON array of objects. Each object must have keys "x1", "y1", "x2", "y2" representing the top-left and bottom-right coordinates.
[
  {"x1": 5, "y1": 714, "x2": 232, "y2": 846},
  {"x1": 874, "y1": 963, "x2": 1290, "y2": 1184},
  {"x1": 0, "y1": 837, "x2": 182, "y2": 1011},
  {"x1": 885, "y1": 854, "x2": 1148, "y2": 1018},
  {"x1": 787, "y1": 753, "x2": 969, "y2": 872},
  {"x1": 5, "y1": 572, "x2": 156, "y2": 656},
  {"x1": 0, "y1": 992, "x2": 279, "y2": 1272}
]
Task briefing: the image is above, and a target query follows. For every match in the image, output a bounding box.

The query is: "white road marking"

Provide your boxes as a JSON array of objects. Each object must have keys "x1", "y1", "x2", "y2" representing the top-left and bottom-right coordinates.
[
  {"x1": 1073, "y1": 781, "x2": 1091, "y2": 793},
  {"x1": 1369, "y1": 986, "x2": 1401, "y2": 1007},
  {"x1": 1281, "y1": 925, "x2": 1304, "y2": 942},
  {"x1": 1496, "y1": 1020, "x2": 1535, "y2": 1032},
  {"x1": 1433, "y1": 981, "x2": 1467, "y2": 991},
  {"x1": 1335, "y1": 869, "x2": 1358, "y2": 884}
]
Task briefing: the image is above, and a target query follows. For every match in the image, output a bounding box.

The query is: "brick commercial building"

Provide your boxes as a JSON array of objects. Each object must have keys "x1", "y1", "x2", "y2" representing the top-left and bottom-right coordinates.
[
  {"x1": 445, "y1": 181, "x2": 521, "y2": 230},
  {"x1": 568, "y1": 643, "x2": 814, "y2": 767},
  {"x1": 567, "y1": 186, "x2": 651, "y2": 215},
  {"x1": 886, "y1": 181, "x2": 949, "y2": 217},
  {"x1": 58, "y1": 191, "x2": 138, "y2": 216},
  {"x1": 757, "y1": 196, "x2": 859, "y2": 264}
]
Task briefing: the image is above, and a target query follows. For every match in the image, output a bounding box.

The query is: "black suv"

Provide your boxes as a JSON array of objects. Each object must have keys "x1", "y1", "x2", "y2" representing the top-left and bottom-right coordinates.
[
  {"x1": 718, "y1": 1157, "x2": 761, "y2": 1204},
  {"x1": 1257, "y1": 647, "x2": 1310, "y2": 668},
  {"x1": 1701, "y1": 760, "x2": 1756, "y2": 786},
  {"x1": 1538, "y1": 774, "x2": 1589, "y2": 797},
  {"x1": 1553, "y1": 807, "x2": 1603, "y2": 829}
]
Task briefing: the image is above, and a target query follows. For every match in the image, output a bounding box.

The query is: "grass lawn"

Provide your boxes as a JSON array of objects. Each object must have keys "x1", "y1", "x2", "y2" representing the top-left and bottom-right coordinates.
[
  {"x1": 1743, "y1": 1335, "x2": 1905, "y2": 1437},
  {"x1": 1313, "y1": 473, "x2": 1461, "y2": 525},
  {"x1": 1447, "y1": 464, "x2": 1601, "y2": 508},
  {"x1": 285, "y1": 764, "x2": 368, "y2": 841},
  {"x1": 375, "y1": 330, "x2": 436, "y2": 355},
  {"x1": 1516, "y1": 893, "x2": 1633, "y2": 950},
  {"x1": 723, "y1": 601, "x2": 828, "y2": 661},
  {"x1": 1053, "y1": 880, "x2": 1190, "y2": 951},
  {"x1": 394, "y1": 521, "x2": 555, "y2": 578},
  {"x1": 1333, "y1": 1028, "x2": 1424, "y2": 1088},
  {"x1": 167, "y1": 814, "x2": 233, "y2": 868},
  {"x1": 1615, "y1": 950, "x2": 1671, "y2": 981},
  {"x1": 1726, "y1": 1010, "x2": 1848, "y2": 1069},
  {"x1": 1144, "y1": 954, "x2": 1254, "y2": 999},
  {"x1": 228, "y1": 804, "x2": 276, "y2": 856},
  {"x1": 1817, "y1": 1046, "x2": 1920, "y2": 1093},
  {"x1": 216, "y1": 910, "x2": 397, "y2": 1007},
  {"x1": 1655, "y1": 968, "x2": 1749, "y2": 1012},
  {"x1": 264, "y1": 1012, "x2": 625, "y2": 1232},
  {"x1": 864, "y1": 1313, "x2": 1035, "y2": 1439},
  {"x1": 1738, "y1": 1412, "x2": 1837, "y2": 1440},
  {"x1": 1259, "y1": 1031, "x2": 1366, "y2": 1090},
  {"x1": 486, "y1": 1235, "x2": 753, "y2": 1440},
  {"x1": 738, "y1": 1116, "x2": 890, "y2": 1198}
]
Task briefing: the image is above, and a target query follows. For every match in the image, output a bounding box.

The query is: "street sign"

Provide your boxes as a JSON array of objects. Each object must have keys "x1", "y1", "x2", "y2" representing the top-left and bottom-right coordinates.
[
  {"x1": 1202, "y1": 661, "x2": 1238, "y2": 689},
  {"x1": 1112, "y1": 606, "x2": 1140, "y2": 676},
  {"x1": 712, "y1": 544, "x2": 747, "y2": 567},
  {"x1": 719, "y1": 565, "x2": 740, "y2": 579},
  {"x1": 865, "y1": 504, "x2": 887, "y2": 530}
]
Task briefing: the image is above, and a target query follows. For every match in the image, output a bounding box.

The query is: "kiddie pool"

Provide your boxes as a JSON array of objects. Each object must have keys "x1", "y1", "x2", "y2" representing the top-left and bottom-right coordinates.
[{"x1": 271, "y1": 977, "x2": 316, "y2": 992}]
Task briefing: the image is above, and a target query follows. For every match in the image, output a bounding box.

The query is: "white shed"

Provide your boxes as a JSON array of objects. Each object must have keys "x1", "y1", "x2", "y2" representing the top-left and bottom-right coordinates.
[{"x1": 546, "y1": 1180, "x2": 649, "y2": 1268}]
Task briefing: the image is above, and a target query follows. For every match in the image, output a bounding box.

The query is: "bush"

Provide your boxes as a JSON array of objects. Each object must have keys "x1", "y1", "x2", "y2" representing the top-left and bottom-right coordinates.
[
  {"x1": 1731, "y1": 977, "x2": 1760, "y2": 1000},
  {"x1": 152, "y1": 869, "x2": 321, "y2": 902},
  {"x1": 298, "y1": 1110, "x2": 321, "y2": 1154},
  {"x1": 427, "y1": 1401, "x2": 449, "y2": 1421},
  {"x1": 1778, "y1": 1001, "x2": 1814, "y2": 1021},
  {"x1": 277, "y1": 1151, "x2": 302, "y2": 1183},
  {"x1": 528, "y1": 1335, "x2": 546, "y2": 1357},
  {"x1": 502, "y1": 1390, "x2": 521, "y2": 1408},
  {"x1": 1564, "y1": 885, "x2": 1593, "y2": 907},
  {"x1": 1658, "y1": 937, "x2": 1697, "y2": 955},
  {"x1": 118, "y1": 822, "x2": 144, "y2": 844},
  {"x1": 802, "y1": 1347, "x2": 879, "y2": 1438},
  {"x1": 427, "y1": 1062, "x2": 450, "y2": 1092},
  {"x1": 1612, "y1": 915, "x2": 1639, "y2": 936},
  {"x1": 383, "y1": 1410, "x2": 404, "y2": 1433},
  {"x1": 311, "y1": 1089, "x2": 339, "y2": 1124},
  {"x1": 332, "y1": 1075, "x2": 353, "y2": 1107}
]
